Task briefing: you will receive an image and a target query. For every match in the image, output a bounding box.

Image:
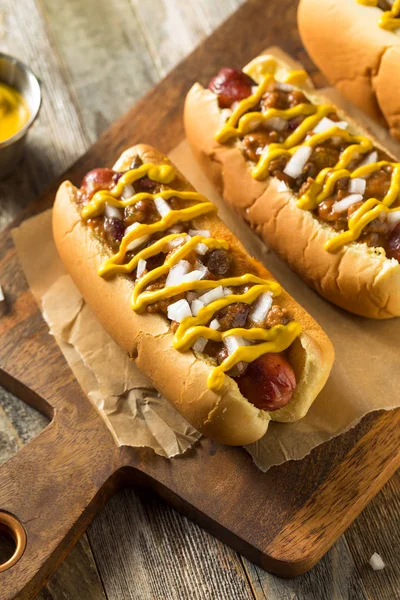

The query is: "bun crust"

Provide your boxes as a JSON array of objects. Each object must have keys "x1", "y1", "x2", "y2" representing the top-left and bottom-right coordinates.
[
  {"x1": 298, "y1": 0, "x2": 400, "y2": 140},
  {"x1": 53, "y1": 144, "x2": 334, "y2": 445},
  {"x1": 183, "y1": 50, "x2": 400, "y2": 319}
]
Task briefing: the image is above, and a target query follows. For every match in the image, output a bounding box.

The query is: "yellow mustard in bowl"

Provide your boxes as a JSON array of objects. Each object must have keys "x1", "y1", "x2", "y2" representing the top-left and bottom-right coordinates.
[{"x1": 0, "y1": 82, "x2": 30, "y2": 143}]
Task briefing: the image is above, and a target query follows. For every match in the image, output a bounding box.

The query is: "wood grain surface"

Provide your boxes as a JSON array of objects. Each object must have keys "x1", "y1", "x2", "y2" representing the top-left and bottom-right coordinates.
[{"x1": 0, "y1": 0, "x2": 399, "y2": 598}]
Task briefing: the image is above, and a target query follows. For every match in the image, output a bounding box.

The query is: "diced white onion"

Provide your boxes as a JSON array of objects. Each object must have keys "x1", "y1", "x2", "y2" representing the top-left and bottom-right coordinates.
[
  {"x1": 165, "y1": 234, "x2": 190, "y2": 252},
  {"x1": 224, "y1": 335, "x2": 249, "y2": 355},
  {"x1": 182, "y1": 268, "x2": 207, "y2": 283},
  {"x1": 369, "y1": 553, "x2": 385, "y2": 571},
  {"x1": 251, "y1": 85, "x2": 259, "y2": 94},
  {"x1": 136, "y1": 259, "x2": 146, "y2": 279},
  {"x1": 332, "y1": 194, "x2": 363, "y2": 214},
  {"x1": 121, "y1": 184, "x2": 135, "y2": 200},
  {"x1": 154, "y1": 196, "x2": 171, "y2": 217},
  {"x1": 169, "y1": 224, "x2": 183, "y2": 233},
  {"x1": 274, "y1": 81, "x2": 293, "y2": 92},
  {"x1": 283, "y1": 146, "x2": 312, "y2": 179},
  {"x1": 200, "y1": 286, "x2": 225, "y2": 305},
  {"x1": 358, "y1": 151, "x2": 378, "y2": 168},
  {"x1": 192, "y1": 337, "x2": 207, "y2": 353},
  {"x1": 0, "y1": 285, "x2": 4, "y2": 302},
  {"x1": 267, "y1": 116, "x2": 288, "y2": 131},
  {"x1": 167, "y1": 299, "x2": 192, "y2": 322},
  {"x1": 191, "y1": 298, "x2": 204, "y2": 316},
  {"x1": 387, "y1": 210, "x2": 400, "y2": 228},
  {"x1": 195, "y1": 242, "x2": 209, "y2": 255},
  {"x1": 223, "y1": 287, "x2": 233, "y2": 296},
  {"x1": 313, "y1": 117, "x2": 348, "y2": 134},
  {"x1": 125, "y1": 223, "x2": 150, "y2": 251},
  {"x1": 249, "y1": 292, "x2": 273, "y2": 324},
  {"x1": 165, "y1": 260, "x2": 191, "y2": 287},
  {"x1": 127, "y1": 235, "x2": 150, "y2": 251},
  {"x1": 277, "y1": 180, "x2": 288, "y2": 192},
  {"x1": 105, "y1": 203, "x2": 123, "y2": 219},
  {"x1": 209, "y1": 318, "x2": 221, "y2": 330},
  {"x1": 189, "y1": 229, "x2": 210, "y2": 238},
  {"x1": 349, "y1": 178, "x2": 366, "y2": 195}
]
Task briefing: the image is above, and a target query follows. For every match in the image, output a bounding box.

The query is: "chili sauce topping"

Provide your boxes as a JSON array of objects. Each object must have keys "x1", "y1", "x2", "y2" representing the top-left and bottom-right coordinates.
[
  {"x1": 210, "y1": 56, "x2": 400, "y2": 258},
  {"x1": 78, "y1": 158, "x2": 301, "y2": 396}
]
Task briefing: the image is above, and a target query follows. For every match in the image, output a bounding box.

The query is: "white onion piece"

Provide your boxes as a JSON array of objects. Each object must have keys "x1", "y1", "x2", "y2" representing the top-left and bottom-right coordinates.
[
  {"x1": 165, "y1": 260, "x2": 191, "y2": 287},
  {"x1": 192, "y1": 337, "x2": 207, "y2": 353},
  {"x1": 105, "y1": 203, "x2": 123, "y2": 219},
  {"x1": 195, "y1": 242, "x2": 209, "y2": 256},
  {"x1": 283, "y1": 146, "x2": 312, "y2": 179},
  {"x1": 249, "y1": 292, "x2": 273, "y2": 324},
  {"x1": 165, "y1": 234, "x2": 190, "y2": 252},
  {"x1": 251, "y1": 85, "x2": 259, "y2": 94},
  {"x1": 182, "y1": 268, "x2": 207, "y2": 283},
  {"x1": 200, "y1": 286, "x2": 225, "y2": 305},
  {"x1": 332, "y1": 194, "x2": 363, "y2": 214},
  {"x1": 209, "y1": 318, "x2": 221, "y2": 330},
  {"x1": 274, "y1": 81, "x2": 293, "y2": 92},
  {"x1": 369, "y1": 553, "x2": 385, "y2": 571},
  {"x1": 0, "y1": 285, "x2": 4, "y2": 302},
  {"x1": 276, "y1": 180, "x2": 288, "y2": 192},
  {"x1": 121, "y1": 184, "x2": 135, "y2": 199},
  {"x1": 313, "y1": 117, "x2": 348, "y2": 134},
  {"x1": 125, "y1": 223, "x2": 150, "y2": 251},
  {"x1": 167, "y1": 299, "x2": 192, "y2": 322},
  {"x1": 224, "y1": 335, "x2": 249, "y2": 355},
  {"x1": 136, "y1": 259, "x2": 146, "y2": 279},
  {"x1": 126, "y1": 235, "x2": 150, "y2": 251},
  {"x1": 169, "y1": 224, "x2": 183, "y2": 233},
  {"x1": 260, "y1": 144, "x2": 270, "y2": 158},
  {"x1": 387, "y1": 210, "x2": 400, "y2": 228},
  {"x1": 191, "y1": 299, "x2": 204, "y2": 316},
  {"x1": 349, "y1": 178, "x2": 366, "y2": 195},
  {"x1": 358, "y1": 151, "x2": 378, "y2": 169},
  {"x1": 189, "y1": 229, "x2": 210, "y2": 238},
  {"x1": 154, "y1": 196, "x2": 171, "y2": 217},
  {"x1": 223, "y1": 287, "x2": 233, "y2": 296},
  {"x1": 267, "y1": 116, "x2": 288, "y2": 131}
]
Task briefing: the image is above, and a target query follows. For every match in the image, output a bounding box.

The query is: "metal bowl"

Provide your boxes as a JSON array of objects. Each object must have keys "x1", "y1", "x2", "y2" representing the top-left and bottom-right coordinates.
[{"x1": 0, "y1": 52, "x2": 41, "y2": 178}]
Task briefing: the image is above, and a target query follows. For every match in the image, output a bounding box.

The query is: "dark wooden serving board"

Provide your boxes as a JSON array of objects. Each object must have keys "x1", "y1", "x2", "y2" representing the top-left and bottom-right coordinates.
[{"x1": 0, "y1": 0, "x2": 399, "y2": 598}]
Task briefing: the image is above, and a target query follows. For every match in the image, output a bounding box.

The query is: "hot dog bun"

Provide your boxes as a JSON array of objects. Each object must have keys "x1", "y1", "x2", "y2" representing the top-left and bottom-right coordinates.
[
  {"x1": 184, "y1": 48, "x2": 400, "y2": 319},
  {"x1": 298, "y1": 0, "x2": 400, "y2": 141},
  {"x1": 53, "y1": 144, "x2": 334, "y2": 446}
]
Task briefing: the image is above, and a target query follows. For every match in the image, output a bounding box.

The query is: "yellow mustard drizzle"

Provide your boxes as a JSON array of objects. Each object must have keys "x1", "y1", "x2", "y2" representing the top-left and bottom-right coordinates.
[
  {"x1": 0, "y1": 82, "x2": 30, "y2": 143},
  {"x1": 82, "y1": 163, "x2": 302, "y2": 393},
  {"x1": 357, "y1": 0, "x2": 400, "y2": 29},
  {"x1": 214, "y1": 64, "x2": 400, "y2": 253}
]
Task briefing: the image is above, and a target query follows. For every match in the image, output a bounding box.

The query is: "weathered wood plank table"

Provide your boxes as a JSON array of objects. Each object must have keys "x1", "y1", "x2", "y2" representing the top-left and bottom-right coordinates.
[{"x1": 0, "y1": 0, "x2": 399, "y2": 598}]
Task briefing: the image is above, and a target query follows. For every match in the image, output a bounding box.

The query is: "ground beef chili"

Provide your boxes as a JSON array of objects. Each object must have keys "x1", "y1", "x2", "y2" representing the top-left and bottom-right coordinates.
[
  {"x1": 205, "y1": 248, "x2": 232, "y2": 277},
  {"x1": 209, "y1": 67, "x2": 400, "y2": 259},
  {"x1": 77, "y1": 158, "x2": 295, "y2": 401}
]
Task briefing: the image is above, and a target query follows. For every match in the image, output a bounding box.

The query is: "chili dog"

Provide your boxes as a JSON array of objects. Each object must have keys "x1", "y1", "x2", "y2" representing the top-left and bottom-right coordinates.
[
  {"x1": 184, "y1": 48, "x2": 400, "y2": 319},
  {"x1": 53, "y1": 144, "x2": 333, "y2": 446},
  {"x1": 298, "y1": 0, "x2": 400, "y2": 141}
]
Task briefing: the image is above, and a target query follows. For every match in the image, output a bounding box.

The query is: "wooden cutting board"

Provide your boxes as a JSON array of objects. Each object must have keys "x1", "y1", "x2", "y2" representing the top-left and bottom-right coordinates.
[{"x1": 0, "y1": 0, "x2": 399, "y2": 598}]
